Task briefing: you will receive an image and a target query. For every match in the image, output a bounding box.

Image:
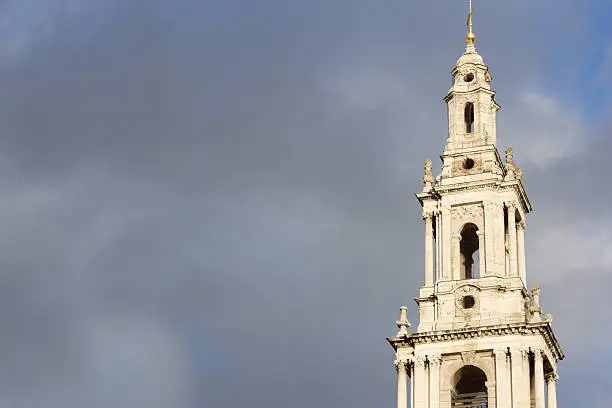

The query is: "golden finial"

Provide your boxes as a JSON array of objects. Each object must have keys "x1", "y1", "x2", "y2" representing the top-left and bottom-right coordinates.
[{"x1": 466, "y1": 0, "x2": 475, "y2": 45}]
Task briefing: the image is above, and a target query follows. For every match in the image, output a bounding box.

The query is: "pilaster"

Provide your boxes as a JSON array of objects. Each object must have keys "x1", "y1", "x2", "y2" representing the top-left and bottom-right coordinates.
[
  {"x1": 506, "y1": 202, "x2": 518, "y2": 277},
  {"x1": 452, "y1": 233, "x2": 461, "y2": 280},
  {"x1": 494, "y1": 348, "x2": 510, "y2": 408},
  {"x1": 442, "y1": 209, "x2": 452, "y2": 281},
  {"x1": 517, "y1": 221, "x2": 526, "y2": 285},
  {"x1": 533, "y1": 351, "x2": 545, "y2": 408},
  {"x1": 477, "y1": 231, "x2": 485, "y2": 276},
  {"x1": 510, "y1": 349, "x2": 527, "y2": 407},
  {"x1": 424, "y1": 213, "x2": 435, "y2": 286},
  {"x1": 413, "y1": 357, "x2": 427, "y2": 408},
  {"x1": 429, "y1": 354, "x2": 441, "y2": 408}
]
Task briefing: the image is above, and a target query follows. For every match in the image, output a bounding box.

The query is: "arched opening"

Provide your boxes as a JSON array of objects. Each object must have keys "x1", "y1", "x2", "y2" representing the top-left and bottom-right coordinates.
[
  {"x1": 452, "y1": 365, "x2": 488, "y2": 407},
  {"x1": 465, "y1": 102, "x2": 475, "y2": 133},
  {"x1": 460, "y1": 223, "x2": 480, "y2": 279}
]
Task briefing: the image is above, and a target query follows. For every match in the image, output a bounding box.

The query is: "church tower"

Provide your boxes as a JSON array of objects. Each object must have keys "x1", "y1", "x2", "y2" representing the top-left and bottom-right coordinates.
[{"x1": 388, "y1": 3, "x2": 564, "y2": 408}]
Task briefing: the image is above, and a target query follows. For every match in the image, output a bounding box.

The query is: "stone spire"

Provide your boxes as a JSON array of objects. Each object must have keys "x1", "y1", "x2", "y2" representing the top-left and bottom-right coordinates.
[
  {"x1": 389, "y1": 6, "x2": 563, "y2": 408},
  {"x1": 466, "y1": 0, "x2": 476, "y2": 49}
]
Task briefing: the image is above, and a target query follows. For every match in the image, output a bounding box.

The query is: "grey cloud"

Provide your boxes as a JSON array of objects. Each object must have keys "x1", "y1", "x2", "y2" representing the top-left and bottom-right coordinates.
[{"x1": 0, "y1": 0, "x2": 606, "y2": 407}]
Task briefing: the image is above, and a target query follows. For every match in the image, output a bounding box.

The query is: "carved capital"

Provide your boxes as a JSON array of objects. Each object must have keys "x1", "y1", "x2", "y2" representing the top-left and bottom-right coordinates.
[
  {"x1": 423, "y1": 212, "x2": 434, "y2": 223},
  {"x1": 394, "y1": 358, "x2": 409, "y2": 373},
  {"x1": 510, "y1": 348, "x2": 526, "y2": 359},
  {"x1": 414, "y1": 356, "x2": 426, "y2": 368},
  {"x1": 545, "y1": 372, "x2": 559, "y2": 383},
  {"x1": 504, "y1": 201, "x2": 517, "y2": 210},
  {"x1": 533, "y1": 349, "x2": 545, "y2": 361},
  {"x1": 428, "y1": 354, "x2": 442, "y2": 366}
]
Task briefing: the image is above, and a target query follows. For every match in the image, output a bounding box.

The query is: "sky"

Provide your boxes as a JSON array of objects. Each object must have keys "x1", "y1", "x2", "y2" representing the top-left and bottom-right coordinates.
[{"x1": 0, "y1": 0, "x2": 611, "y2": 407}]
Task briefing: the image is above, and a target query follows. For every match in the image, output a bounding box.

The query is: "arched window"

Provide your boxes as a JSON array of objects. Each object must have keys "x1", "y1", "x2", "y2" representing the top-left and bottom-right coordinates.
[
  {"x1": 460, "y1": 223, "x2": 480, "y2": 279},
  {"x1": 452, "y1": 365, "x2": 488, "y2": 407},
  {"x1": 465, "y1": 102, "x2": 475, "y2": 133}
]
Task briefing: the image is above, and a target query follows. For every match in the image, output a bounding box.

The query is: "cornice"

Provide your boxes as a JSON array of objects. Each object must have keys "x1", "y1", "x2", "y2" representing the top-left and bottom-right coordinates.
[
  {"x1": 387, "y1": 322, "x2": 564, "y2": 362},
  {"x1": 500, "y1": 179, "x2": 532, "y2": 213},
  {"x1": 443, "y1": 87, "x2": 496, "y2": 102},
  {"x1": 415, "y1": 179, "x2": 531, "y2": 214}
]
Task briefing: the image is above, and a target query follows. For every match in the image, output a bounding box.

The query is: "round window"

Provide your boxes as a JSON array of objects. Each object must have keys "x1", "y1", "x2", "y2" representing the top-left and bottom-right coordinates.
[
  {"x1": 464, "y1": 158, "x2": 475, "y2": 170},
  {"x1": 464, "y1": 73, "x2": 475, "y2": 82},
  {"x1": 463, "y1": 295, "x2": 476, "y2": 309}
]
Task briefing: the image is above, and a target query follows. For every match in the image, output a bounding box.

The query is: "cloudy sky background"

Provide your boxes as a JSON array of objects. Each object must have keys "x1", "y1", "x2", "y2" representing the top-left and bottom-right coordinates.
[{"x1": 0, "y1": 0, "x2": 610, "y2": 407}]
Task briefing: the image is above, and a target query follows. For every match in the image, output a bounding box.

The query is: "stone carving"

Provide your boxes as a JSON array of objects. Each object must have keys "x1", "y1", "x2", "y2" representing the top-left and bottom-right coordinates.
[
  {"x1": 504, "y1": 146, "x2": 516, "y2": 180},
  {"x1": 451, "y1": 204, "x2": 483, "y2": 232},
  {"x1": 423, "y1": 158, "x2": 434, "y2": 191},
  {"x1": 461, "y1": 351, "x2": 476, "y2": 363},
  {"x1": 532, "y1": 285, "x2": 541, "y2": 307},
  {"x1": 527, "y1": 285, "x2": 543, "y2": 323},
  {"x1": 452, "y1": 204, "x2": 482, "y2": 219},
  {"x1": 545, "y1": 313, "x2": 553, "y2": 323},
  {"x1": 505, "y1": 147, "x2": 514, "y2": 167},
  {"x1": 491, "y1": 160, "x2": 503, "y2": 175},
  {"x1": 456, "y1": 284, "x2": 479, "y2": 296},
  {"x1": 396, "y1": 306, "x2": 411, "y2": 336}
]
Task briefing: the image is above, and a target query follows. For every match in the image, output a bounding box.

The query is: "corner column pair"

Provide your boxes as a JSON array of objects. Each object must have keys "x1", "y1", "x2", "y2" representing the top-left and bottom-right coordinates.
[
  {"x1": 396, "y1": 354, "x2": 441, "y2": 408},
  {"x1": 424, "y1": 209, "x2": 452, "y2": 285},
  {"x1": 505, "y1": 202, "x2": 526, "y2": 281}
]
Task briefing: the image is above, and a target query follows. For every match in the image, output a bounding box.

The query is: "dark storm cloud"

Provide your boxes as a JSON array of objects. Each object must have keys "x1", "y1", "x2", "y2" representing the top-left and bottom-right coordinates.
[{"x1": 0, "y1": 0, "x2": 608, "y2": 407}]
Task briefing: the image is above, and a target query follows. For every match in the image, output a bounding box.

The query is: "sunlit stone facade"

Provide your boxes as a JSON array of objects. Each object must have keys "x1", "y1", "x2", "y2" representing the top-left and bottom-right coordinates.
[{"x1": 388, "y1": 10, "x2": 564, "y2": 408}]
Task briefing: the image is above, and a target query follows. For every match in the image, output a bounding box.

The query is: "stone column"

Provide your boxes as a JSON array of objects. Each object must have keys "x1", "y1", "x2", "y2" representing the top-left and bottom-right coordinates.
[
  {"x1": 413, "y1": 357, "x2": 427, "y2": 408},
  {"x1": 477, "y1": 231, "x2": 486, "y2": 277},
  {"x1": 517, "y1": 221, "x2": 527, "y2": 284},
  {"x1": 510, "y1": 349, "x2": 526, "y2": 407},
  {"x1": 429, "y1": 354, "x2": 441, "y2": 408},
  {"x1": 546, "y1": 374, "x2": 558, "y2": 408},
  {"x1": 442, "y1": 209, "x2": 452, "y2": 280},
  {"x1": 424, "y1": 213, "x2": 434, "y2": 286},
  {"x1": 410, "y1": 363, "x2": 415, "y2": 408},
  {"x1": 506, "y1": 202, "x2": 518, "y2": 277},
  {"x1": 533, "y1": 351, "x2": 545, "y2": 408},
  {"x1": 484, "y1": 200, "x2": 497, "y2": 275},
  {"x1": 523, "y1": 350, "x2": 531, "y2": 407},
  {"x1": 435, "y1": 213, "x2": 441, "y2": 281},
  {"x1": 395, "y1": 359, "x2": 408, "y2": 408},
  {"x1": 452, "y1": 233, "x2": 461, "y2": 280},
  {"x1": 494, "y1": 349, "x2": 510, "y2": 408}
]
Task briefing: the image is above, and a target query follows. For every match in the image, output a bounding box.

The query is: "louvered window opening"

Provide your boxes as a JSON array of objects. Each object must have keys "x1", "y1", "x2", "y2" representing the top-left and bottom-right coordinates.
[{"x1": 451, "y1": 391, "x2": 488, "y2": 408}]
